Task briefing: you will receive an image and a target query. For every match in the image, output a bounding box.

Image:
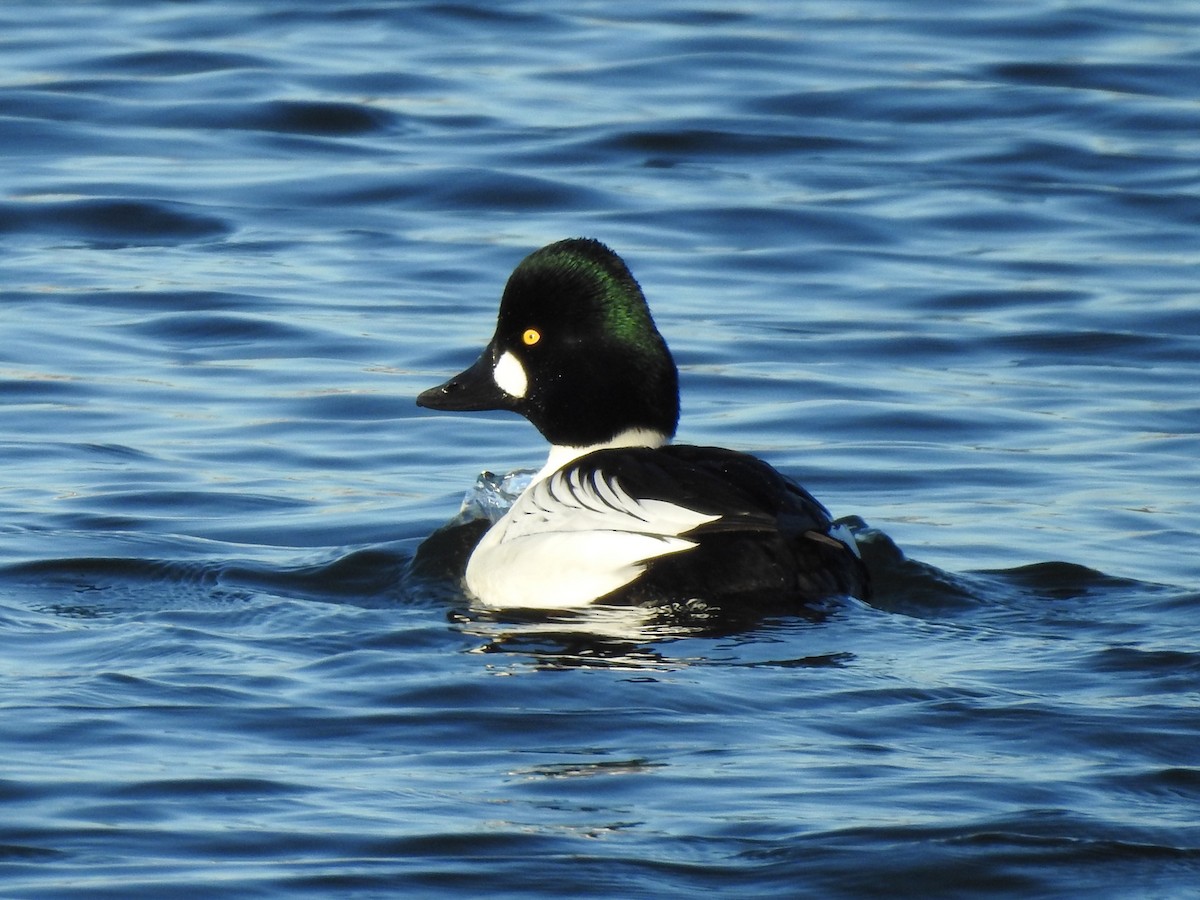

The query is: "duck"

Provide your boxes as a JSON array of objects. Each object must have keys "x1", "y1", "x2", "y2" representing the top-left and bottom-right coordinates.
[{"x1": 416, "y1": 238, "x2": 870, "y2": 611}]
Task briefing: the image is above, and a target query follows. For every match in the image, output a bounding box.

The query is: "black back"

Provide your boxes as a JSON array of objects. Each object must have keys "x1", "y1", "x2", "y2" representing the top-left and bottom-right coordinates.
[{"x1": 555, "y1": 444, "x2": 871, "y2": 610}]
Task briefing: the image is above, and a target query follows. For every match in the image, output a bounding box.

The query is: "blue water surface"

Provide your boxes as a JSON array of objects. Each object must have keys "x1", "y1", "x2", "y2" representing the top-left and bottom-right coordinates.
[{"x1": 2, "y1": 1, "x2": 1199, "y2": 897}]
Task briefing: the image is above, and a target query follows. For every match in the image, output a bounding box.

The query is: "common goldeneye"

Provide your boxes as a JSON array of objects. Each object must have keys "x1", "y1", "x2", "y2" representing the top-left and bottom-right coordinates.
[{"x1": 416, "y1": 238, "x2": 870, "y2": 610}]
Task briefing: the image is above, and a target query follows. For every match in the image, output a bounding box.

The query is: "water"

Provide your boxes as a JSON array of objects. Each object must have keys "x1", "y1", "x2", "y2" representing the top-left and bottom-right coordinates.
[{"x1": 2, "y1": 1, "x2": 1198, "y2": 896}]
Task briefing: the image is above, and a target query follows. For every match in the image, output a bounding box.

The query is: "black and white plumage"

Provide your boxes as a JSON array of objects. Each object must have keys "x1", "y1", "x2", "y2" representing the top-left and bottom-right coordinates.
[{"x1": 416, "y1": 238, "x2": 870, "y2": 611}]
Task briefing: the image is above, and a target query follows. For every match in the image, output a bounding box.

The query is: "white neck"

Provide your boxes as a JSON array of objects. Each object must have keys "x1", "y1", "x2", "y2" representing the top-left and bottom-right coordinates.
[{"x1": 531, "y1": 427, "x2": 669, "y2": 485}]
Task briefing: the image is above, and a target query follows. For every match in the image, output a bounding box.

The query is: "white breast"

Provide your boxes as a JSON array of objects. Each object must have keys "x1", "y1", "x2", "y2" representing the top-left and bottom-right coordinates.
[{"x1": 464, "y1": 466, "x2": 719, "y2": 609}]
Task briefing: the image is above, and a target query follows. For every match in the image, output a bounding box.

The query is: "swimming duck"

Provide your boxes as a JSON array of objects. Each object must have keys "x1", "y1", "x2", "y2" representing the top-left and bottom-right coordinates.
[{"x1": 416, "y1": 238, "x2": 870, "y2": 610}]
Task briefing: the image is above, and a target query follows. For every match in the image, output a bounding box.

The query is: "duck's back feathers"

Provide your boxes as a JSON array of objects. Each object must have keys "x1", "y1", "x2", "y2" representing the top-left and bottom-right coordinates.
[
  {"x1": 598, "y1": 444, "x2": 830, "y2": 531},
  {"x1": 595, "y1": 445, "x2": 869, "y2": 609},
  {"x1": 463, "y1": 445, "x2": 869, "y2": 611}
]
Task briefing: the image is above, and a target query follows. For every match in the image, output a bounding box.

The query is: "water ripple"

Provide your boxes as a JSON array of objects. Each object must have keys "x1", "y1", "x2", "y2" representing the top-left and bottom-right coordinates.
[{"x1": 0, "y1": 198, "x2": 230, "y2": 245}]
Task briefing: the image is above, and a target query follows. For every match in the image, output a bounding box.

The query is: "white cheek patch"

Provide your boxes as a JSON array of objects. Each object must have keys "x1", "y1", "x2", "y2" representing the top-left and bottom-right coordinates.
[{"x1": 493, "y1": 350, "x2": 528, "y2": 399}]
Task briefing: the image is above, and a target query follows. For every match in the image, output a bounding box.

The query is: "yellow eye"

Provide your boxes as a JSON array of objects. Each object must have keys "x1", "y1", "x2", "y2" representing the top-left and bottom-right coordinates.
[{"x1": 522, "y1": 328, "x2": 541, "y2": 346}]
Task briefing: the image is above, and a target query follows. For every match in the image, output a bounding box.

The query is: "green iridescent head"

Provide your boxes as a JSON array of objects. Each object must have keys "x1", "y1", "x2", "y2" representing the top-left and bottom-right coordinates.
[{"x1": 492, "y1": 238, "x2": 680, "y2": 444}]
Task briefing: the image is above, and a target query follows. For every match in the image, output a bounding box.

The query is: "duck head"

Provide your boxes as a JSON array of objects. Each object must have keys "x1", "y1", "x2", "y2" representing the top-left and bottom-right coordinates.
[{"x1": 417, "y1": 238, "x2": 679, "y2": 449}]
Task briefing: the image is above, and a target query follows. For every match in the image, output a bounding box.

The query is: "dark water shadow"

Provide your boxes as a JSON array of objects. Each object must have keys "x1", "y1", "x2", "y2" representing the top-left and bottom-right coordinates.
[{"x1": 0, "y1": 543, "x2": 420, "y2": 618}]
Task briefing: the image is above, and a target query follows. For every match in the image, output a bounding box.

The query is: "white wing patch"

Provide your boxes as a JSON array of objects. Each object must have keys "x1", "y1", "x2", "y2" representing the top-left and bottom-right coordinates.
[{"x1": 464, "y1": 466, "x2": 720, "y2": 609}]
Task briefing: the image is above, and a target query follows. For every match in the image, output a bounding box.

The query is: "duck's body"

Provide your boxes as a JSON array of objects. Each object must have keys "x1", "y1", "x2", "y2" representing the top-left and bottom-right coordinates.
[{"x1": 417, "y1": 238, "x2": 869, "y2": 611}]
